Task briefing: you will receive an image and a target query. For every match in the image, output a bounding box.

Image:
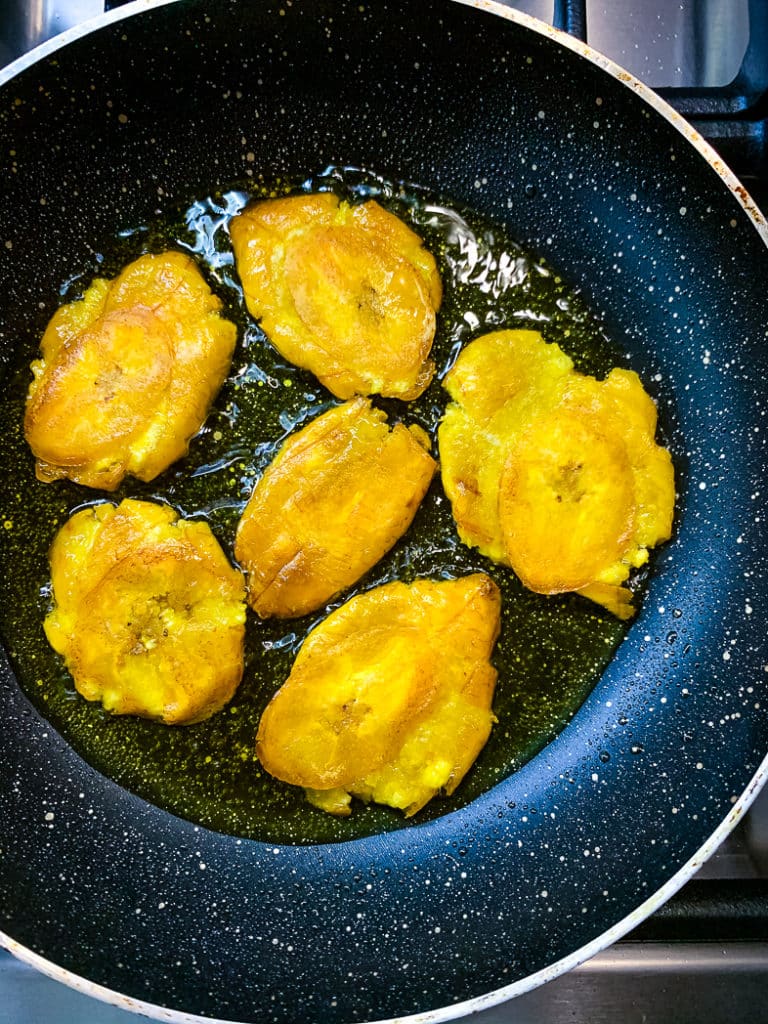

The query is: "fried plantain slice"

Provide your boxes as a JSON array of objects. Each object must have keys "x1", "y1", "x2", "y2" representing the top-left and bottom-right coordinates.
[
  {"x1": 256, "y1": 573, "x2": 501, "y2": 816},
  {"x1": 25, "y1": 252, "x2": 237, "y2": 490},
  {"x1": 44, "y1": 498, "x2": 246, "y2": 725},
  {"x1": 230, "y1": 193, "x2": 442, "y2": 400},
  {"x1": 234, "y1": 397, "x2": 437, "y2": 618},
  {"x1": 438, "y1": 330, "x2": 675, "y2": 619},
  {"x1": 498, "y1": 405, "x2": 636, "y2": 594},
  {"x1": 439, "y1": 330, "x2": 573, "y2": 565}
]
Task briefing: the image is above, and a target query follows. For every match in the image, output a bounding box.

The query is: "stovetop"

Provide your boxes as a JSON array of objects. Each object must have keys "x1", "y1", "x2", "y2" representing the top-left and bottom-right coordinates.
[{"x1": 2, "y1": 2, "x2": 768, "y2": 1023}]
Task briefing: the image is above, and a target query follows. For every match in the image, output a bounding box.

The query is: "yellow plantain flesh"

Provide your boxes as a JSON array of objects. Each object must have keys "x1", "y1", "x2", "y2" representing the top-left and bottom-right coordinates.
[
  {"x1": 256, "y1": 573, "x2": 501, "y2": 816},
  {"x1": 438, "y1": 330, "x2": 675, "y2": 618},
  {"x1": 44, "y1": 498, "x2": 246, "y2": 725},
  {"x1": 234, "y1": 397, "x2": 437, "y2": 618},
  {"x1": 24, "y1": 252, "x2": 237, "y2": 490},
  {"x1": 230, "y1": 193, "x2": 442, "y2": 400}
]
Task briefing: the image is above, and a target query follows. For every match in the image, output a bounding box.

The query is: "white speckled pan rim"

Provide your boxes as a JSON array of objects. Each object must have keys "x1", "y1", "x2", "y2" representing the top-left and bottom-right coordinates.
[
  {"x1": 1, "y1": 1, "x2": 767, "y2": 1022},
  {"x1": 2, "y1": 757, "x2": 767, "y2": 1024}
]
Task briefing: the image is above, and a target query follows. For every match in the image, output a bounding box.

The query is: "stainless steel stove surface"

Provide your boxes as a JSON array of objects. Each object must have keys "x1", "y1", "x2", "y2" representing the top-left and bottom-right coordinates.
[{"x1": 2, "y1": 2, "x2": 768, "y2": 1023}]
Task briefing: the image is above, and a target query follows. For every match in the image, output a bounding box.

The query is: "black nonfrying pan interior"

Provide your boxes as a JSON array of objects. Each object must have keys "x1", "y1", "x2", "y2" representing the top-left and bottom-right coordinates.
[{"x1": 1, "y1": 2, "x2": 767, "y2": 1022}]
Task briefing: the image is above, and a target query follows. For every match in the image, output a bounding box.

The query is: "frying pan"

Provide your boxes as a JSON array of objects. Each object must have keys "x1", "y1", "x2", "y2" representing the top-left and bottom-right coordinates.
[{"x1": 1, "y1": 0, "x2": 767, "y2": 1021}]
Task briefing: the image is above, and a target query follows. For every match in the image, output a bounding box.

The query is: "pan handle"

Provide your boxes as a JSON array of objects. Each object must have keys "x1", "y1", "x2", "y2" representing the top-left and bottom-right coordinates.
[{"x1": 552, "y1": 0, "x2": 586, "y2": 40}]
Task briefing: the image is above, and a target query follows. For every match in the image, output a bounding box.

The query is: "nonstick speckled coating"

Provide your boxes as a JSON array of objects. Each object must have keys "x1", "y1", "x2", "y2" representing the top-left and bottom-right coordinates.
[{"x1": 1, "y1": 1, "x2": 768, "y2": 1022}]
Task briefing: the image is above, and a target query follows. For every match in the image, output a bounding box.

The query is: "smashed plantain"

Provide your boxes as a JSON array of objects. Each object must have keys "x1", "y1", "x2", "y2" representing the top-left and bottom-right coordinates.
[
  {"x1": 234, "y1": 397, "x2": 437, "y2": 618},
  {"x1": 438, "y1": 330, "x2": 675, "y2": 619},
  {"x1": 24, "y1": 252, "x2": 237, "y2": 490},
  {"x1": 44, "y1": 498, "x2": 247, "y2": 725},
  {"x1": 230, "y1": 192, "x2": 442, "y2": 400},
  {"x1": 256, "y1": 574, "x2": 501, "y2": 817}
]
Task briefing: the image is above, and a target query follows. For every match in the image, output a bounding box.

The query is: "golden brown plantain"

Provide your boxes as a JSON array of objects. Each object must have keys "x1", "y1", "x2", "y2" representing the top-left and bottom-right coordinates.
[
  {"x1": 44, "y1": 498, "x2": 246, "y2": 725},
  {"x1": 438, "y1": 330, "x2": 675, "y2": 619},
  {"x1": 229, "y1": 192, "x2": 442, "y2": 400},
  {"x1": 234, "y1": 397, "x2": 437, "y2": 618},
  {"x1": 256, "y1": 573, "x2": 501, "y2": 816},
  {"x1": 24, "y1": 252, "x2": 237, "y2": 490}
]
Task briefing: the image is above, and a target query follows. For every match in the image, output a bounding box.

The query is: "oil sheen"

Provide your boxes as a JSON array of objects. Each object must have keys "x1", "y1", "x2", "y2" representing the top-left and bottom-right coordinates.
[{"x1": 0, "y1": 166, "x2": 642, "y2": 844}]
